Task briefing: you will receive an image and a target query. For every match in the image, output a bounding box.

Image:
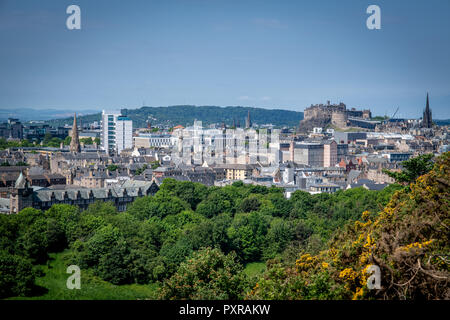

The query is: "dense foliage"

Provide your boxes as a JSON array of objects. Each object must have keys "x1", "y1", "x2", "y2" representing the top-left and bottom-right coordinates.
[
  {"x1": 0, "y1": 172, "x2": 407, "y2": 299},
  {"x1": 0, "y1": 138, "x2": 34, "y2": 150},
  {"x1": 2, "y1": 153, "x2": 446, "y2": 299},
  {"x1": 248, "y1": 152, "x2": 449, "y2": 300}
]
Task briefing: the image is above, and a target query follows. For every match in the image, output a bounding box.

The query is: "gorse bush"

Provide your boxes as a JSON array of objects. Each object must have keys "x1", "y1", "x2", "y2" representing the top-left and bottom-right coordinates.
[{"x1": 248, "y1": 152, "x2": 449, "y2": 300}]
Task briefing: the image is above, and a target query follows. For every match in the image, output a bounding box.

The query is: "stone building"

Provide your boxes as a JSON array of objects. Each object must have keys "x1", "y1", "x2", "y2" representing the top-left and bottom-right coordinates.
[
  {"x1": 8, "y1": 175, "x2": 159, "y2": 214},
  {"x1": 331, "y1": 110, "x2": 348, "y2": 128},
  {"x1": 299, "y1": 101, "x2": 372, "y2": 131}
]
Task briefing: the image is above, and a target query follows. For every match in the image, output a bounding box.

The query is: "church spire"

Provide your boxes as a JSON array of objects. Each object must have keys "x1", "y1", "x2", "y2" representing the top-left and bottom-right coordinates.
[
  {"x1": 70, "y1": 113, "x2": 81, "y2": 153},
  {"x1": 245, "y1": 110, "x2": 251, "y2": 129},
  {"x1": 423, "y1": 92, "x2": 432, "y2": 128}
]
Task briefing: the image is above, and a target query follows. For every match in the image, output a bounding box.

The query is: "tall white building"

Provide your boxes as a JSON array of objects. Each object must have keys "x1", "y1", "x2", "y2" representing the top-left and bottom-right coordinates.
[{"x1": 101, "y1": 110, "x2": 133, "y2": 155}]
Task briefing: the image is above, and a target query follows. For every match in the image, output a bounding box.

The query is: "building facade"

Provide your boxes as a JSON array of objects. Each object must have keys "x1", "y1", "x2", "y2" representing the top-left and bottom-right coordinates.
[
  {"x1": 9, "y1": 174, "x2": 159, "y2": 214},
  {"x1": 0, "y1": 118, "x2": 23, "y2": 140},
  {"x1": 134, "y1": 134, "x2": 173, "y2": 148},
  {"x1": 101, "y1": 111, "x2": 133, "y2": 155},
  {"x1": 294, "y1": 142, "x2": 324, "y2": 167}
]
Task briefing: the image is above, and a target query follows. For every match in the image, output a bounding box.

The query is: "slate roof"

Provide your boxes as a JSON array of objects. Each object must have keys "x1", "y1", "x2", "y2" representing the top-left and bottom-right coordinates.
[
  {"x1": 348, "y1": 170, "x2": 362, "y2": 182},
  {"x1": 32, "y1": 181, "x2": 157, "y2": 203},
  {"x1": 349, "y1": 179, "x2": 389, "y2": 191}
]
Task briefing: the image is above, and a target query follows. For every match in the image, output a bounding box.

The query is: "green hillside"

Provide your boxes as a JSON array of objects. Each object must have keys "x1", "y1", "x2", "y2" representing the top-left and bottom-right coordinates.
[{"x1": 45, "y1": 105, "x2": 303, "y2": 128}]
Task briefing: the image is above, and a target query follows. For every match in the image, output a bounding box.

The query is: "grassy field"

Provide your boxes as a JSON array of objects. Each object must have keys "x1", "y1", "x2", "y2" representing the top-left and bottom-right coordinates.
[
  {"x1": 9, "y1": 251, "x2": 159, "y2": 300},
  {"x1": 244, "y1": 262, "x2": 266, "y2": 278},
  {"x1": 8, "y1": 252, "x2": 265, "y2": 300}
]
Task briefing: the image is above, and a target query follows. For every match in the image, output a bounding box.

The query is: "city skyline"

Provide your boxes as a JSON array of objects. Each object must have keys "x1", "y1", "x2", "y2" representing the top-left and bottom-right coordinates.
[{"x1": 1, "y1": 0, "x2": 450, "y2": 119}]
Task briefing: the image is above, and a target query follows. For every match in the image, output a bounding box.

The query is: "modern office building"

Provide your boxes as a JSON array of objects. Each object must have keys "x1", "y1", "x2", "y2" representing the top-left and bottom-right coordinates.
[
  {"x1": 333, "y1": 132, "x2": 367, "y2": 144},
  {"x1": 134, "y1": 133, "x2": 173, "y2": 148},
  {"x1": 293, "y1": 140, "x2": 338, "y2": 168},
  {"x1": 0, "y1": 118, "x2": 23, "y2": 140},
  {"x1": 101, "y1": 110, "x2": 133, "y2": 155},
  {"x1": 294, "y1": 142, "x2": 324, "y2": 167}
]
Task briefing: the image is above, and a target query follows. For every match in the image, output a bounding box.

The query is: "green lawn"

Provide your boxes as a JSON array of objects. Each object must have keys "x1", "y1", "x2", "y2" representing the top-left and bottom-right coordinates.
[
  {"x1": 244, "y1": 262, "x2": 266, "y2": 278},
  {"x1": 9, "y1": 251, "x2": 159, "y2": 300}
]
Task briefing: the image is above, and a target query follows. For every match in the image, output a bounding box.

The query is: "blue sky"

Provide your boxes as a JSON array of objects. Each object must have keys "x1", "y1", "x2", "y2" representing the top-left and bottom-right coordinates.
[{"x1": 0, "y1": 0, "x2": 449, "y2": 118}]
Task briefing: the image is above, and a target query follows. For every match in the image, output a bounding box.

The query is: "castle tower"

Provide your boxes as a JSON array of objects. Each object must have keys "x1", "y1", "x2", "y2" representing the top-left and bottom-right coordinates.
[
  {"x1": 422, "y1": 93, "x2": 432, "y2": 128},
  {"x1": 10, "y1": 172, "x2": 33, "y2": 214},
  {"x1": 331, "y1": 110, "x2": 348, "y2": 128},
  {"x1": 70, "y1": 113, "x2": 81, "y2": 153}
]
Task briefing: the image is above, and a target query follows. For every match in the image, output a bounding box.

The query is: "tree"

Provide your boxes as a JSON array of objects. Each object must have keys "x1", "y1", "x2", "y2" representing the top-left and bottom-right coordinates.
[
  {"x1": 45, "y1": 218, "x2": 67, "y2": 253},
  {"x1": 43, "y1": 132, "x2": 52, "y2": 145},
  {"x1": 240, "y1": 196, "x2": 261, "y2": 213},
  {"x1": 80, "y1": 137, "x2": 93, "y2": 145},
  {"x1": 383, "y1": 153, "x2": 434, "y2": 184},
  {"x1": 63, "y1": 136, "x2": 72, "y2": 146},
  {"x1": 159, "y1": 179, "x2": 208, "y2": 210},
  {"x1": 21, "y1": 218, "x2": 49, "y2": 263},
  {"x1": 196, "y1": 190, "x2": 233, "y2": 218},
  {"x1": 227, "y1": 211, "x2": 269, "y2": 262},
  {"x1": 159, "y1": 238, "x2": 193, "y2": 276},
  {"x1": 97, "y1": 239, "x2": 132, "y2": 284},
  {"x1": 134, "y1": 164, "x2": 148, "y2": 176},
  {"x1": 150, "y1": 160, "x2": 160, "y2": 170},
  {"x1": 77, "y1": 224, "x2": 133, "y2": 284},
  {"x1": 0, "y1": 250, "x2": 35, "y2": 298},
  {"x1": 262, "y1": 218, "x2": 294, "y2": 259},
  {"x1": 159, "y1": 247, "x2": 250, "y2": 300},
  {"x1": 127, "y1": 193, "x2": 189, "y2": 220},
  {"x1": 107, "y1": 164, "x2": 119, "y2": 172},
  {"x1": 45, "y1": 137, "x2": 63, "y2": 148},
  {"x1": 20, "y1": 139, "x2": 33, "y2": 147},
  {"x1": 266, "y1": 192, "x2": 293, "y2": 217}
]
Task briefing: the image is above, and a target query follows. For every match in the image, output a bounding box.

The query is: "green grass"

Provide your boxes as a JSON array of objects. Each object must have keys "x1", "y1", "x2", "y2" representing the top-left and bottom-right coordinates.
[
  {"x1": 244, "y1": 262, "x2": 266, "y2": 278},
  {"x1": 9, "y1": 251, "x2": 159, "y2": 300}
]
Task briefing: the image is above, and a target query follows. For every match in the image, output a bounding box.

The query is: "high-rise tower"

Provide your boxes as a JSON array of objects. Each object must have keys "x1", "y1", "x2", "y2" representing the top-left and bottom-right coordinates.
[
  {"x1": 70, "y1": 113, "x2": 81, "y2": 153},
  {"x1": 101, "y1": 110, "x2": 133, "y2": 155}
]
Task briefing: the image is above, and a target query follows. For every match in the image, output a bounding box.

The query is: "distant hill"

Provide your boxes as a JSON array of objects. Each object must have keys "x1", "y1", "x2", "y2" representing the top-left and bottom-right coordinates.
[
  {"x1": 435, "y1": 119, "x2": 450, "y2": 126},
  {"x1": 0, "y1": 108, "x2": 99, "y2": 122},
  {"x1": 43, "y1": 105, "x2": 304, "y2": 128}
]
